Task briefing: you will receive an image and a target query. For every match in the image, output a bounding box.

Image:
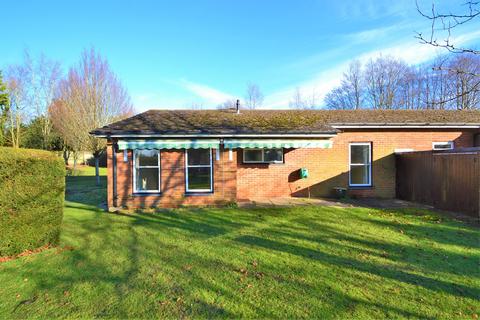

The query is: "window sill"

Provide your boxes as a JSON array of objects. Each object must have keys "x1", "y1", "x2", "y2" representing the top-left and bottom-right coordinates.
[
  {"x1": 132, "y1": 192, "x2": 162, "y2": 196},
  {"x1": 348, "y1": 185, "x2": 374, "y2": 190},
  {"x1": 184, "y1": 192, "x2": 214, "y2": 196},
  {"x1": 242, "y1": 162, "x2": 285, "y2": 165}
]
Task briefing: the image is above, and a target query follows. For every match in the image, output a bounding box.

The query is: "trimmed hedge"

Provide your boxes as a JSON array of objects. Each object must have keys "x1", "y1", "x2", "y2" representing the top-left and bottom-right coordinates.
[{"x1": 0, "y1": 147, "x2": 65, "y2": 257}]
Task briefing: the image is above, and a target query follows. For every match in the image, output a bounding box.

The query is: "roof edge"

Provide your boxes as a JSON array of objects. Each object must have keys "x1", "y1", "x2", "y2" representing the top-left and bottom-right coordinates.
[
  {"x1": 331, "y1": 124, "x2": 480, "y2": 129},
  {"x1": 90, "y1": 132, "x2": 338, "y2": 138}
]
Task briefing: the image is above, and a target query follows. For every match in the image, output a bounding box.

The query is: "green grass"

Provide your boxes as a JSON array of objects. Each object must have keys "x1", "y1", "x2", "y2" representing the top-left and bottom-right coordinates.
[{"x1": 0, "y1": 167, "x2": 478, "y2": 319}]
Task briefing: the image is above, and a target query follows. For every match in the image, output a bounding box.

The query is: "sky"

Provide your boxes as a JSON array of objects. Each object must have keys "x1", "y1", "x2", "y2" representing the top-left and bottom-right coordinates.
[{"x1": 2, "y1": 0, "x2": 479, "y2": 111}]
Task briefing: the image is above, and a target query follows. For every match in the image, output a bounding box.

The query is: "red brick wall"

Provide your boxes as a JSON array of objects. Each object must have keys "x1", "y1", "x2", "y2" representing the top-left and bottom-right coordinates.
[
  {"x1": 109, "y1": 147, "x2": 237, "y2": 208},
  {"x1": 106, "y1": 129, "x2": 476, "y2": 209},
  {"x1": 236, "y1": 129, "x2": 476, "y2": 200}
]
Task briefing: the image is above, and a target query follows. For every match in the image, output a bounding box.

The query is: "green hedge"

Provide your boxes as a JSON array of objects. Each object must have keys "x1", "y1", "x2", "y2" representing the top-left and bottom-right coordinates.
[{"x1": 0, "y1": 147, "x2": 65, "y2": 257}]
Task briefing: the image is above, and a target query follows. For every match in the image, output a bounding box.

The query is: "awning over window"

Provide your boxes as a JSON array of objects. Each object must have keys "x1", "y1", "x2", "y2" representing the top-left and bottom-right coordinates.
[
  {"x1": 223, "y1": 139, "x2": 333, "y2": 149},
  {"x1": 117, "y1": 139, "x2": 220, "y2": 150}
]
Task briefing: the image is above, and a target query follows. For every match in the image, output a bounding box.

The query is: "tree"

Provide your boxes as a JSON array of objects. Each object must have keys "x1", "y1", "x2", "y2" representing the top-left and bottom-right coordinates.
[
  {"x1": 289, "y1": 87, "x2": 306, "y2": 109},
  {"x1": 449, "y1": 54, "x2": 480, "y2": 109},
  {"x1": 364, "y1": 56, "x2": 409, "y2": 109},
  {"x1": 325, "y1": 60, "x2": 363, "y2": 109},
  {"x1": 416, "y1": 1, "x2": 479, "y2": 107},
  {"x1": 4, "y1": 64, "x2": 29, "y2": 148},
  {"x1": 0, "y1": 71, "x2": 9, "y2": 146},
  {"x1": 21, "y1": 116, "x2": 64, "y2": 150},
  {"x1": 49, "y1": 100, "x2": 82, "y2": 170},
  {"x1": 416, "y1": 0, "x2": 479, "y2": 55},
  {"x1": 23, "y1": 51, "x2": 62, "y2": 149},
  {"x1": 54, "y1": 48, "x2": 133, "y2": 184},
  {"x1": 244, "y1": 83, "x2": 264, "y2": 109}
]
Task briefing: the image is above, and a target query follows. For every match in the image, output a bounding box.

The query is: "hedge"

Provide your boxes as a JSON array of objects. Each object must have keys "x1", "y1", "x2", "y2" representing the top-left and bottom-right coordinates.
[{"x1": 0, "y1": 147, "x2": 65, "y2": 257}]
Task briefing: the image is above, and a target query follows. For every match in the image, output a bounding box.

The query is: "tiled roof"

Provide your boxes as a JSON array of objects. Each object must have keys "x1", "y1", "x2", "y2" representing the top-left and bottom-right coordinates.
[{"x1": 91, "y1": 109, "x2": 480, "y2": 136}]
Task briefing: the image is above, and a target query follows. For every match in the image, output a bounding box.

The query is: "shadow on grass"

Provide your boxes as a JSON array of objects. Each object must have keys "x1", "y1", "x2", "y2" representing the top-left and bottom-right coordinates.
[
  {"x1": 4, "y1": 199, "x2": 479, "y2": 318},
  {"x1": 65, "y1": 175, "x2": 107, "y2": 208}
]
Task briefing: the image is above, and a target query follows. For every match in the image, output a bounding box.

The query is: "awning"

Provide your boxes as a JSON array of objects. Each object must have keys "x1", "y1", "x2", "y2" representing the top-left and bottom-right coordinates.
[
  {"x1": 223, "y1": 139, "x2": 332, "y2": 149},
  {"x1": 117, "y1": 139, "x2": 220, "y2": 150}
]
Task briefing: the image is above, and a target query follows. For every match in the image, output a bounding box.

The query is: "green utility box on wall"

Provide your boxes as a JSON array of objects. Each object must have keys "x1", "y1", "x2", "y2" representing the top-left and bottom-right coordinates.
[{"x1": 300, "y1": 167, "x2": 309, "y2": 179}]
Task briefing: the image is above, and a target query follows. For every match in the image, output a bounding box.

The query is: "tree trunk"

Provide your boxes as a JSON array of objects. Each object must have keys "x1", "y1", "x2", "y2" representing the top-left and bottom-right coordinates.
[
  {"x1": 95, "y1": 156, "x2": 100, "y2": 186},
  {"x1": 72, "y1": 153, "x2": 77, "y2": 176}
]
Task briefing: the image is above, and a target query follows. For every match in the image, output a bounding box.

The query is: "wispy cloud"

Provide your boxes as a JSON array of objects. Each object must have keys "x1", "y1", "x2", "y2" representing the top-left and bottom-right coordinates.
[
  {"x1": 178, "y1": 79, "x2": 234, "y2": 105},
  {"x1": 133, "y1": 93, "x2": 187, "y2": 111},
  {"x1": 264, "y1": 28, "x2": 480, "y2": 109}
]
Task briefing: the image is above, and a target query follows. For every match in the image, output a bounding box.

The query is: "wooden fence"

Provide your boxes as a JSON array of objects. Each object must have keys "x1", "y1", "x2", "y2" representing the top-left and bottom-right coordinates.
[{"x1": 396, "y1": 149, "x2": 480, "y2": 217}]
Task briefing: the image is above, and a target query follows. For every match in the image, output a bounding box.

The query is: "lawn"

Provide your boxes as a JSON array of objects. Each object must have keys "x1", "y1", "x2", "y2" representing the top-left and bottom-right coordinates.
[{"x1": 0, "y1": 167, "x2": 479, "y2": 319}]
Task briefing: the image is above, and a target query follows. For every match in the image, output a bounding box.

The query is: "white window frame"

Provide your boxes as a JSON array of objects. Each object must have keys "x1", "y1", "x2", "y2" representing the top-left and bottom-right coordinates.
[
  {"x1": 349, "y1": 142, "x2": 372, "y2": 187},
  {"x1": 133, "y1": 149, "x2": 161, "y2": 193},
  {"x1": 243, "y1": 148, "x2": 284, "y2": 164},
  {"x1": 185, "y1": 148, "x2": 213, "y2": 193},
  {"x1": 432, "y1": 141, "x2": 454, "y2": 150}
]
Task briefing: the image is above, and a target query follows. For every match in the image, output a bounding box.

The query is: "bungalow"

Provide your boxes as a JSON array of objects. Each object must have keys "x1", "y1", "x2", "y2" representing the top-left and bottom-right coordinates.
[{"x1": 91, "y1": 109, "x2": 480, "y2": 209}]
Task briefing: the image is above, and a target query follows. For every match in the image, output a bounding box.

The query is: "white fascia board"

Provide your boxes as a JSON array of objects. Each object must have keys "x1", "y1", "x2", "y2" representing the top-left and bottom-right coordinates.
[
  {"x1": 332, "y1": 125, "x2": 480, "y2": 129},
  {"x1": 94, "y1": 133, "x2": 337, "y2": 138}
]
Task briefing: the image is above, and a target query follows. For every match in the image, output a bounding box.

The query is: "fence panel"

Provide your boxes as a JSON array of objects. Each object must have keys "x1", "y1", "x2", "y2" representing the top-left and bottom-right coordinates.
[{"x1": 396, "y1": 151, "x2": 479, "y2": 217}]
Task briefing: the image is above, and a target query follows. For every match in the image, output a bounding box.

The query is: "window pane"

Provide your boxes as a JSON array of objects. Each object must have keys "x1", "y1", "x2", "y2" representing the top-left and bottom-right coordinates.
[
  {"x1": 187, "y1": 149, "x2": 210, "y2": 165},
  {"x1": 187, "y1": 167, "x2": 211, "y2": 190},
  {"x1": 264, "y1": 149, "x2": 283, "y2": 162},
  {"x1": 136, "y1": 168, "x2": 159, "y2": 191},
  {"x1": 244, "y1": 149, "x2": 262, "y2": 162},
  {"x1": 350, "y1": 165, "x2": 370, "y2": 185},
  {"x1": 136, "y1": 150, "x2": 159, "y2": 167},
  {"x1": 351, "y1": 145, "x2": 369, "y2": 164},
  {"x1": 433, "y1": 143, "x2": 453, "y2": 150}
]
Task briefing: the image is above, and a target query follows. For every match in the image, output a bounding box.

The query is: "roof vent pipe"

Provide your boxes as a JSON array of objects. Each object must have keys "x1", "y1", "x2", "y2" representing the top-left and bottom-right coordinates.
[{"x1": 236, "y1": 99, "x2": 240, "y2": 114}]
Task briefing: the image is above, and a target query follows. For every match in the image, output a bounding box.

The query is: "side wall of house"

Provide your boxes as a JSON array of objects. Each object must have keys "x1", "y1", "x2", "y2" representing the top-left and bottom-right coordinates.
[
  {"x1": 236, "y1": 129, "x2": 476, "y2": 200},
  {"x1": 107, "y1": 147, "x2": 237, "y2": 208}
]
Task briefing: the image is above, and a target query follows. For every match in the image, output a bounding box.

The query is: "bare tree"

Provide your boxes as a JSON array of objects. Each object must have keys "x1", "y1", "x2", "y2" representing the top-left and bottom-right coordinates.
[
  {"x1": 54, "y1": 48, "x2": 133, "y2": 184},
  {"x1": 416, "y1": 0, "x2": 479, "y2": 55},
  {"x1": 244, "y1": 83, "x2": 264, "y2": 109},
  {"x1": 364, "y1": 56, "x2": 409, "y2": 109},
  {"x1": 289, "y1": 87, "x2": 306, "y2": 109},
  {"x1": 188, "y1": 101, "x2": 204, "y2": 110},
  {"x1": 416, "y1": 1, "x2": 480, "y2": 107},
  {"x1": 4, "y1": 65, "x2": 29, "y2": 148},
  {"x1": 23, "y1": 51, "x2": 62, "y2": 149},
  {"x1": 325, "y1": 60, "x2": 363, "y2": 109},
  {"x1": 449, "y1": 54, "x2": 480, "y2": 109},
  {"x1": 49, "y1": 100, "x2": 82, "y2": 170}
]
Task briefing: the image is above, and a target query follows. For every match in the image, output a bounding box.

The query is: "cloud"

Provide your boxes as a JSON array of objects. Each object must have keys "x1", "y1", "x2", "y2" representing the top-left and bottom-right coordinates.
[
  {"x1": 133, "y1": 93, "x2": 188, "y2": 111},
  {"x1": 263, "y1": 28, "x2": 480, "y2": 109},
  {"x1": 178, "y1": 79, "x2": 234, "y2": 105}
]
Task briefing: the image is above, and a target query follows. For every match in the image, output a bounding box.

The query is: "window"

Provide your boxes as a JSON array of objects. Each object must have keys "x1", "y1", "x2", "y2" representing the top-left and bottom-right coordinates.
[
  {"x1": 432, "y1": 141, "x2": 454, "y2": 150},
  {"x1": 243, "y1": 148, "x2": 283, "y2": 163},
  {"x1": 134, "y1": 150, "x2": 160, "y2": 193},
  {"x1": 186, "y1": 149, "x2": 213, "y2": 192},
  {"x1": 349, "y1": 143, "x2": 372, "y2": 187}
]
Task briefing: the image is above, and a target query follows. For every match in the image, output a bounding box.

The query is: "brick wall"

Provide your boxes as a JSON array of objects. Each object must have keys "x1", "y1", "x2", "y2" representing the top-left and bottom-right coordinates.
[
  {"x1": 236, "y1": 129, "x2": 476, "y2": 200},
  {"x1": 108, "y1": 147, "x2": 237, "y2": 208},
  {"x1": 107, "y1": 129, "x2": 476, "y2": 209}
]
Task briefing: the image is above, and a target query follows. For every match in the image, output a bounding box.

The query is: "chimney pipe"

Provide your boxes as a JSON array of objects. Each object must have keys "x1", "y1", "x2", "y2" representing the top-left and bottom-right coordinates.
[{"x1": 236, "y1": 99, "x2": 240, "y2": 114}]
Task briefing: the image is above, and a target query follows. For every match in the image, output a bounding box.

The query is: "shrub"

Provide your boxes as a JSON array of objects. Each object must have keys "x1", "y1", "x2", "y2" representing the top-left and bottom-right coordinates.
[{"x1": 0, "y1": 147, "x2": 65, "y2": 257}]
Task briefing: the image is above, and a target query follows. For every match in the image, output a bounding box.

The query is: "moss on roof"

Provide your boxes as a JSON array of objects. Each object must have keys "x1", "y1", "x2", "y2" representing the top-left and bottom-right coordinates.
[{"x1": 91, "y1": 109, "x2": 480, "y2": 136}]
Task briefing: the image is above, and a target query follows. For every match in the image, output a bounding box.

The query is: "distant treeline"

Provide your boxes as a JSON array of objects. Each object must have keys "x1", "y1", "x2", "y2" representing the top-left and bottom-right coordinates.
[{"x1": 324, "y1": 53, "x2": 480, "y2": 110}]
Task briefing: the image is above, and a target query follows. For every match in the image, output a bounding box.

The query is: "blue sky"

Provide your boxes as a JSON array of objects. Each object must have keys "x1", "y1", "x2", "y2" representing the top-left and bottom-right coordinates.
[{"x1": 2, "y1": 0, "x2": 479, "y2": 111}]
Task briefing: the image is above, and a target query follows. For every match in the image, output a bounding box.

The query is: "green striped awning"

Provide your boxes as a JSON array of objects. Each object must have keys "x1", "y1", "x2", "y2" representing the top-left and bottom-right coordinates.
[
  {"x1": 223, "y1": 139, "x2": 332, "y2": 149},
  {"x1": 117, "y1": 139, "x2": 220, "y2": 150}
]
